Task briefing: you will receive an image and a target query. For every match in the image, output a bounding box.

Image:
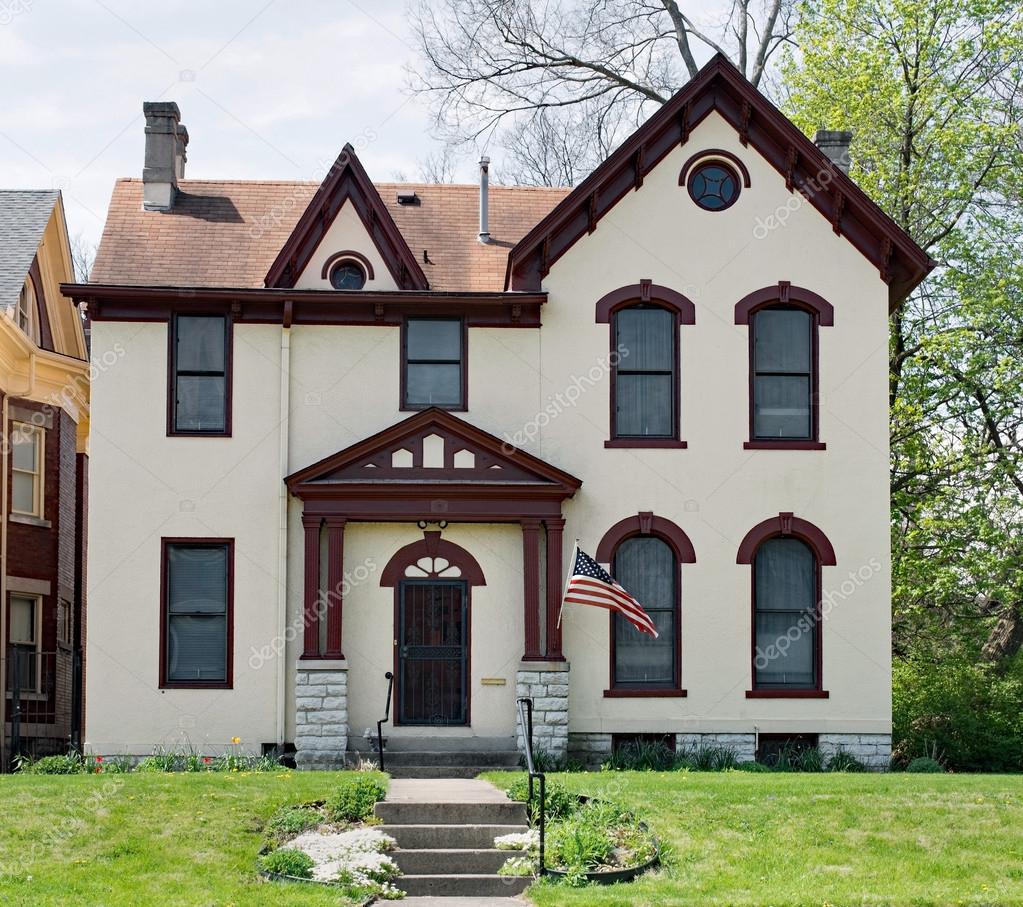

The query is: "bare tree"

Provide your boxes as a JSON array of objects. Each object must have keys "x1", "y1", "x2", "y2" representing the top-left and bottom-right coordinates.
[
  {"x1": 69, "y1": 232, "x2": 96, "y2": 282},
  {"x1": 408, "y1": 0, "x2": 796, "y2": 183}
]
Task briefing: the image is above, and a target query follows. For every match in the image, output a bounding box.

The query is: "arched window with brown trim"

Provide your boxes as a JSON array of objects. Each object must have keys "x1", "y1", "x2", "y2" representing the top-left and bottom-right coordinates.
[
  {"x1": 734, "y1": 283, "x2": 834, "y2": 450},
  {"x1": 737, "y1": 513, "x2": 835, "y2": 698},
  {"x1": 596, "y1": 282, "x2": 695, "y2": 449},
  {"x1": 596, "y1": 513, "x2": 695, "y2": 696}
]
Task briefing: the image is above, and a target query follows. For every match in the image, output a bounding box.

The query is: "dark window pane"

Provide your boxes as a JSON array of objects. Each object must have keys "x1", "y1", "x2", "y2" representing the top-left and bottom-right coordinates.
[
  {"x1": 613, "y1": 537, "x2": 676, "y2": 687},
  {"x1": 407, "y1": 319, "x2": 461, "y2": 361},
  {"x1": 616, "y1": 308, "x2": 673, "y2": 370},
  {"x1": 616, "y1": 374, "x2": 673, "y2": 436},
  {"x1": 754, "y1": 309, "x2": 810, "y2": 373},
  {"x1": 615, "y1": 537, "x2": 675, "y2": 610},
  {"x1": 168, "y1": 546, "x2": 228, "y2": 614},
  {"x1": 614, "y1": 611, "x2": 674, "y2": 684},
  {"x1": 406, "y1": 363, "x2": 461, "y2": 407},
  {"x1": 690, "y1": 163, "x2": 740, "y2": 210},
  {"x1": 176, "y1": 376, "x2": 227, "y2": 432},
  {"x1": 755, "y1": 538, "x2": 815, "y2": 611},
  {"x1": 753, "y1": 375, "x2": 810, "y2": 438},
  {"x1": 167, "y1": 615, "x2": 227, "y2": 681},
  {"x1": 176, "y1": 316, "x2": 226, "y2": 372},
  {"x1": 754, "y1": 611, "x2": 814, "y2": 686},
  {"x1": 330, "y1": 263, "x2": 366, "y2": 290}
]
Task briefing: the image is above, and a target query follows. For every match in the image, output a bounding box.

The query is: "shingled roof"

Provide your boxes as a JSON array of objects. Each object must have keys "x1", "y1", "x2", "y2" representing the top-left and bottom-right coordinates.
[
  {"x1": 91, "y1": 179, "x2": 569, "y2": 292},
  {"x1": 0, "y1": 190, "x2": 57, "y2": 310}
]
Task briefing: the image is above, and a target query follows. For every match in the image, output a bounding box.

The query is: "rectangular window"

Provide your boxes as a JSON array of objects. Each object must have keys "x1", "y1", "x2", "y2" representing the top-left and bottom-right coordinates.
[
  {"x1": 754, "y1": 538, "x2": 817, "y2": 689},
  {"x1": 170, "y1": 314, "x2": 230, "y2": 435},
  {"x1": 402, "y1": 317, "x2": 465, "y2": 409},
  {"x1": 162, "y1": 541, "x2": 232, "y2": 687},
  {"x1": 11, "y1": 423, "x2": 44, "y2": 517},
  {"x1": 752, "y1": 307, "x2": 813, "y2": 440},
  {"x1": 613, "y1": 307, "x2": 676, "y2": 438},
  {"x1": 58, "y1": 598, "x2": 72, "y2": 645},
  {"x1": 8, "y1": 594, "x2": 40, "y2": 693}
]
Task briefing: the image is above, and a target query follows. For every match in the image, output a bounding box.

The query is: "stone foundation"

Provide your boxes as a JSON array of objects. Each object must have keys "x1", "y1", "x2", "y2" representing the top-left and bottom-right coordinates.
[
  {"x1": 677, "y1": 732, "x2": 757, "y2": 763},
  {"x1": 516, "y1": 661, "x2": 569, "y2": 761},
  {"x1": 818, "y1": 733, "x2": 891, "y2": 771},
  {"x1": 294, "y1": 660, "x2": 349, "y2": 770},
  {"x1": 567, "y1": 732, "x2": 613, "y2": 770}
]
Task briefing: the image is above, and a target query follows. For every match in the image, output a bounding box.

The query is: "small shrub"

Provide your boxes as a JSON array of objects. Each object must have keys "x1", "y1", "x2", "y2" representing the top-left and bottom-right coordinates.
[
  {"x1": 906, "y1": 756, "x2": 945, "y2": 774},
  {"x1": 505, "y1": 777, "x2": 576, "y2": 822},
  {"x1": 266, "y1": 806, "x2": 321, "y2": 843},
  {"x1": 259, "y1": 848, "x2": 314, "y2": 879},
  {"x1": 326, "y1": 774, "x2": 387, "y2": 823},
  {"x1": 735, "y1": 760, "x2": 770, "y2": 772},
  {"x1": 135, "y1": 748, "x2": 182, "y2": 772},
  {"x1": 686, "y1": 745, "x2": 739, "y2": 771},
  {"x1": 603, "y1": 738, "x2": 676, "y2": 771},
  {"x1": 518, "y1": 746, "x2": 566, "y2": 773},
  {"x1": 826, "y1": 749, "x2": 866, "y2": 773},
  {"x1": 18, "y1": 752, "x2": 87, "y2": 775}
]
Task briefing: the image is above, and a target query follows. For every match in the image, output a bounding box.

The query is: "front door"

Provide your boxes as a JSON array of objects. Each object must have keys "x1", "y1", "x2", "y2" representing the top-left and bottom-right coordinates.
[{"x1": 397, "y1": 579, "x2": 468, "y2": 725}]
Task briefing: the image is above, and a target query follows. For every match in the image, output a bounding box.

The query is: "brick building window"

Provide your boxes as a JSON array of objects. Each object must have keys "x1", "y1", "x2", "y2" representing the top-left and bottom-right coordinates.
[
  {"x1": 8, "y1": 594, "x2": 41, "y2": 693},
  {"x1": 11, "y1": 423, "x2": 44, "y2": 517}
]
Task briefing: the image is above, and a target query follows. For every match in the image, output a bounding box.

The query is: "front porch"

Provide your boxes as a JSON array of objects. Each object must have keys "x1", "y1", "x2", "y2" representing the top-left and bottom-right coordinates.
[{"x1": 285, "y1": 408, "x2": 581, "y2": 769}]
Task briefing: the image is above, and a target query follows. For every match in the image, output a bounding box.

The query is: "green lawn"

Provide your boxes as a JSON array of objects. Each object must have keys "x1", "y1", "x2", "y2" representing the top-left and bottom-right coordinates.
[
  {"x1": 1, "y1": 770, "x2": 1021, "y2": 906},
  {"x1": 484, "y1": 770, "x2": 1023, "y2": 907}
]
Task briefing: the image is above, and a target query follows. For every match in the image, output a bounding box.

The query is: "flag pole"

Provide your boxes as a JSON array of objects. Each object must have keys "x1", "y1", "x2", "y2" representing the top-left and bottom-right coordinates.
[{"x1": 556, "y1": 539, "x2": 579, "y2": 630}]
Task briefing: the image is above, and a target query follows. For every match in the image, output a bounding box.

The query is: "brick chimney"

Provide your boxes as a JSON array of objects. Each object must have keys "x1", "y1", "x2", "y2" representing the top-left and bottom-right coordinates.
[
  {"x1": 142, "y1": 101, "x2": 188, "y2": 210},
  {"x1": 813, "y1": 129, "x2": 852, "y2": 174}
]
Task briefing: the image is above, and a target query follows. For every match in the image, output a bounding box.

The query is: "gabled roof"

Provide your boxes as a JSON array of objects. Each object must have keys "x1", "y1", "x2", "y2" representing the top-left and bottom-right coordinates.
[
  {"x1": 0, "y1": 190, "x2": 57, "y2": 311},
  {"x1": 287, "y1": 407, "x2": 582, "y2": 494},
  {"x1": 264, "y1": 144, "x2": 429, "y2": 290},
  {"x1": 506, "y1": 54, "x2": 935, "y2": 310}
]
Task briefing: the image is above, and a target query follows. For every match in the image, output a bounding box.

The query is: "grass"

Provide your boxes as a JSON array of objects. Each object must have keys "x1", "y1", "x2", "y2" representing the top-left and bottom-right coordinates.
[
  {"x1": 483, "y1": 770, "x2": 1023, "y2": 907},
  {"x1": 0, "y1": 769, "x2": 385, "y2": 906}
]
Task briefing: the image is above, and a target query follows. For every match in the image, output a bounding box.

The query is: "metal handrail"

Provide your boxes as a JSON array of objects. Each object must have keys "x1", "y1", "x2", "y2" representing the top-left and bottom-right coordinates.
[
  {"x1": 516, "y1": 696, "x2": 546, "y2": 876},
  {"x1": 377, "y1": 671, "x2": 394, "y2": 773}
]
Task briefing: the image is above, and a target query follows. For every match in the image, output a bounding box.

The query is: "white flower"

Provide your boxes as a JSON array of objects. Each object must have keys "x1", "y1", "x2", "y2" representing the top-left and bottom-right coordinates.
[{"x1": 494, "y1": 829, "x2": 539, "y2": 851}]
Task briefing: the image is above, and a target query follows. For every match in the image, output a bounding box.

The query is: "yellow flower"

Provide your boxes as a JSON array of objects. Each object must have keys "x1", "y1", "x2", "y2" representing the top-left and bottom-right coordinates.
[{"x1": 231, "y1": 736, "x2": 241, "y2": 745}]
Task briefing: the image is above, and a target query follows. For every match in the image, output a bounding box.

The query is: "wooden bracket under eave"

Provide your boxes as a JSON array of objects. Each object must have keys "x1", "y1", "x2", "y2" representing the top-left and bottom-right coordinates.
[
  {"x1": 831, "y1": 189, "x2": 845, "y2": 235},
  {"x1": 739, "y1": 100, "x2": 751, "y2": 146}
]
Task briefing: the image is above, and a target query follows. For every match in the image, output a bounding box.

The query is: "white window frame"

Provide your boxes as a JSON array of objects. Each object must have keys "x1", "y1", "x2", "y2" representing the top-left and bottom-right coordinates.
[
  {"x1": 17, "y1": 277, "x2": 39, "y2": 344},
  {"x1": 11, "y1": 422, "x2": 44, "y2": 518},
  {"x1": 7, "y1": 593, "x2": 42, "y2": 694}
]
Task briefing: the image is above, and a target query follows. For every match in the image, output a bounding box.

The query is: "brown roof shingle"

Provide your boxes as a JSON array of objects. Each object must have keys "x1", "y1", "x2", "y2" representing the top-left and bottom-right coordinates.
[{"x1": 91, "y1": 179, "x2": 569, "y2": 292}]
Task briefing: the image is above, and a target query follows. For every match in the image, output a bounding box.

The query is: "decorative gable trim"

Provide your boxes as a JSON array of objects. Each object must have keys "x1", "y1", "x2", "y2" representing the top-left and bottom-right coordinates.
[
  {"x1": 265, "y1": 144, "x2": 429, "y2": 290},
  {"x1": 505, "y1": 54, "x2": 934, "y2": 310}
]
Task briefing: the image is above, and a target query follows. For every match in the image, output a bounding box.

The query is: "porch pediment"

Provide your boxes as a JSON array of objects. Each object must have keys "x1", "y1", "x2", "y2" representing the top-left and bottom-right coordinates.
[{"x1": 286, "y1": 408, "x2": 581, "y2": 521}]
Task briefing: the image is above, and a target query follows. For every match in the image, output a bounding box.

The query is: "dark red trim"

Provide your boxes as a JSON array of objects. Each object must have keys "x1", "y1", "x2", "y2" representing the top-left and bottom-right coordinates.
[
  {"x1": 596, "y1": 512, "x2": 697, "y2": 564},
  {"x1": 544, "y1": 518, "x2": 565, "y2": 659},
  {"x1": 744, "y1": 440, "x2": 826, "y2": 450},
  {"x1": 66, "y1": 284, "x2": 546, "y2": 329},
  {"x1": 265, "y1": 144, "x2": 428, "y2": 290},
  {"x1": 735, "y1": 512, "x2": 837, "y2": 565},
  {"x1": 521, "y1": 519, "x2": 543, "y2": 659},
  {"x1": 746, "y1": 689, "x2": 829, "y2": 698},
  {"x1": 321, "y1": 250, "x2": 375, "y2": 282},
  {"x1": 400, "y1": 316, "x2": 468, "y2": 412},
  {"x1": 506, "y1": 53, "x2": 934, "y2": 309},
  {"x1": 301, "y1": 515, "x2": 321, "y2": 658},
  {"x1": 603, "y1": 688, "x2": 687, "y2": 698},
  {"x1": 678, "y1": 148, "x2": 752, "y2": 188},
  {"x1": 324, "y1": 517, "x2": 345, "y2": 659},
  {"x1": 605, "y1": 439, "x2": 688, "y2": 449},
  {"x1": 159, "y1": 538, "x2": 234, "y2": 690},
  {"x1": 166, "y1": 312, "x2": 233, "y2": 438},
  {"x1": 734, "y1": 283, "x2": 835, "y2": 326},
  {"x1": 595, "y1": 281, "x2": 696, "y2": 324},
  {"x1": 379, "y1": 531, "x2": 487, "y2": 587}
]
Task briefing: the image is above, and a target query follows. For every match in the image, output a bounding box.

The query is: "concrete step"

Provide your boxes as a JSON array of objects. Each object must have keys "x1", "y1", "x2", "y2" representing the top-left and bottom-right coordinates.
[
  {"x1": 379, "y1": 823, "x2": 527, "y2": 850},
  {"x1": 392, "y1": 848, "x2": 510, "y2": 875},
  {"x1": 368, "y1": 735, "x2": 517, "y2": 753},
  {"x1": 376, "y1": 800, "x2": 527, "y2": 826},
  {"x1": 387, "y1": 765, "x2": 505, "y2": 779},
  {"x1": 376, "y1": 750, "x2": 521, "y2": 767},
  {"x1": 399, "y1": 873, "x2": 531, "y2": 898}
]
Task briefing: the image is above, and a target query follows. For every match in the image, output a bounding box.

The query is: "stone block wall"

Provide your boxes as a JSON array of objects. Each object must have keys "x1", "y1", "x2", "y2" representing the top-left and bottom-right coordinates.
[
  {"x1": 818, "y1": 733, "x2": 891, "y2": 770},
  {"x1": 294, "y1": 663, "x2": 348, "y2": 769},
  {"x1": 516, "y1": 661, "x2": 569, "y2": 760},
  {"x1": 677, "y1": 732, "x2": 757, "y2": 763}
]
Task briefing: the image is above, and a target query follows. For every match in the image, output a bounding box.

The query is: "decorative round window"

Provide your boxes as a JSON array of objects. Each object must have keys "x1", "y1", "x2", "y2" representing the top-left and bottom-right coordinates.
[
  {"x1": 687, "y1": 161, "x2": 741, "y2": 211},
  {"x1": 329, "y1": 260, "x2": 367, "y2": 290}
]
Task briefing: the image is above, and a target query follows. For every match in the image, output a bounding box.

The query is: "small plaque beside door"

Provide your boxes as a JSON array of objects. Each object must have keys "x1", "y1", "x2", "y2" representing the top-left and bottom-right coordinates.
[{"x1": 481, "y1": 677, "x2": 506, "y2": 686}]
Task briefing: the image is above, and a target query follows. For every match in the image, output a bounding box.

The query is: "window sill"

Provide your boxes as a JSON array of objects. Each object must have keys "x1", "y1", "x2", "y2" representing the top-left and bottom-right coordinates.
[
  {"x1": 5, "y1": 691, "x2": 47, "y2": 701},
  {"x1": 400, "y1": 404, "x2": 467, "y2": 413},
  {"x1": 160, "y1": 682, "x2": 233, "y2": 691},
  {"x1": 745, "y1": 689, "x2": 829, "y2": 698},
  {"x1": 9, "y1": 513, "x2": 51, "y2": 529},
  {"x1": 167, "y1": 431, "x2": 233, "y2": 439},
  {"x1": 744, "y1": 440, "x2": 826, "y2": 450},
  {"x1": 604, "y1": 688, "x2": 687, "y2": 698},
  {"x1": 604, "y1": 439, "x2": 688, "y2": 449}
]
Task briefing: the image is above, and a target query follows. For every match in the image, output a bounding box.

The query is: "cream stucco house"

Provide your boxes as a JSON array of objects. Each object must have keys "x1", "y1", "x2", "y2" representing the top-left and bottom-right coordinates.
[{"x1": 70, "y1": 56, "x2": 931, "y2": 771}]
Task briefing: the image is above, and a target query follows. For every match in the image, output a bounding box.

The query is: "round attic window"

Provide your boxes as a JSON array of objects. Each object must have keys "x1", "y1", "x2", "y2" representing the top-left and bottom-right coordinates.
[
  {"x1": 329, "y1": 260, "x2": 367, "y2": 290},
  {"x1": 687, "y1": 160, "x2": 741, "y2": 211}
]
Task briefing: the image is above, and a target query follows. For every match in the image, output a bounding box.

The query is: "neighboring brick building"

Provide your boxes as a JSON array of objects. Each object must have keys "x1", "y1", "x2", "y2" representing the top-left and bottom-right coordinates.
[{"x1": 0, "y1": 191, "x2": 90, "y2": 767}]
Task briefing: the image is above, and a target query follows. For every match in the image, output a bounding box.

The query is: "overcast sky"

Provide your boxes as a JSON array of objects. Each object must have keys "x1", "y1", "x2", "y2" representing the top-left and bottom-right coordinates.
[{"x1": 0, "y1": 0, "x2": 719, "y2": 251}]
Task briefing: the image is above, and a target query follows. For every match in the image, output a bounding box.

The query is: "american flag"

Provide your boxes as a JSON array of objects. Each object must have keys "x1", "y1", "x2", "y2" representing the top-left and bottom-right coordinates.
[{"x1": 562, "y1": 547, "x2": 659, "y2": 638}]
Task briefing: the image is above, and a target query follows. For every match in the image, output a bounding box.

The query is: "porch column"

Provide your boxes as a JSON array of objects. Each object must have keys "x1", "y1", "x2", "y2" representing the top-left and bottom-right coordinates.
[
  {"x1": 521, "y1": 518, "x2": 543, "y2": 659},
  {"x1": 301, "y1": 514, "x2": 321, "y2": 658},
  {"x1": 544, "y1": 518, "x2": 566, "y2": 659},
  {"x1": 324, "y1": 517, "x2": 346, "y2": 659}
]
